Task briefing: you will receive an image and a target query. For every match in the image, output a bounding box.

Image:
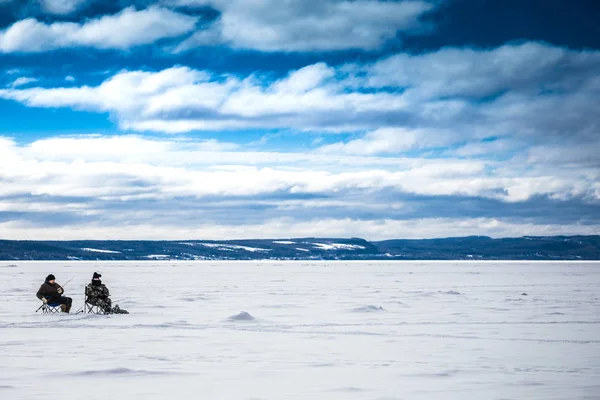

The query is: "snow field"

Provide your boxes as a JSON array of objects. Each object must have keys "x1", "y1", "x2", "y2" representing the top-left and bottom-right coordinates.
[{"x1": 1, "y1": 261, "x2": 599, "y2": 400}]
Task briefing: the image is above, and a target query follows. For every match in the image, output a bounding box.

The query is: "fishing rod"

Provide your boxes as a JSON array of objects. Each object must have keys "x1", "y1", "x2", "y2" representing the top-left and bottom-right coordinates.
[
  {"x1": 56, "y1": 276, "x2": 74, "y2": 294},
  {"x1": 35, "y1": 276, "x2": 74, "y2": 312},
  {"x1": 62, "y1": 277, "x2": 75, "y2": 288}
]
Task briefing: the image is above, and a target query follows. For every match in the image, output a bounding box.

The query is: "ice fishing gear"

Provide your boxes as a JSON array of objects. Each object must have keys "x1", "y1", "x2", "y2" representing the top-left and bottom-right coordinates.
[{"x1": 62, "y1": 277, "x2": 74, "y2": 287}]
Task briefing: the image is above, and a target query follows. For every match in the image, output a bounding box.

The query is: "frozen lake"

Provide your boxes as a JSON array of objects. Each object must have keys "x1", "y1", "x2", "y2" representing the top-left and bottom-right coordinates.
[{"x1": 1, "y1": 261, "x2": 599, "y2": 400}]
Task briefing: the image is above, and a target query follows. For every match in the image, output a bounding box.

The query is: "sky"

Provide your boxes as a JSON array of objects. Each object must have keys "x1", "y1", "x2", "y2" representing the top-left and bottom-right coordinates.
[{"x1": 0, "y1": 0, "x2": 599, "y2": 241}]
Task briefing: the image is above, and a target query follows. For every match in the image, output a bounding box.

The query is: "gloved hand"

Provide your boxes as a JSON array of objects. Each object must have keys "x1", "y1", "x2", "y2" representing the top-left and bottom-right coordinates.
[
  {"x1": 42, "y1": 298, "x2": 48, "y2": 304},
  {"x1": 57, "y1": 287, "x2": 63, "y2": 294}
]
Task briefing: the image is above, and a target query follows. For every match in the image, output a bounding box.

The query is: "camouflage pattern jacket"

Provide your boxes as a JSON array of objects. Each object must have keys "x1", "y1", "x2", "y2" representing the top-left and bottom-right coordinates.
[{"x1": 85, "y1": 283, "x2": 110, "y2": 301}]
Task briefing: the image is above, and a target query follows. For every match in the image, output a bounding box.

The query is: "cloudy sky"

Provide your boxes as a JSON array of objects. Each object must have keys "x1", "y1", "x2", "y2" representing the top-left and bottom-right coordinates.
[{"x1": 0, "y1": 0, "x2": 599, "y2": 240}]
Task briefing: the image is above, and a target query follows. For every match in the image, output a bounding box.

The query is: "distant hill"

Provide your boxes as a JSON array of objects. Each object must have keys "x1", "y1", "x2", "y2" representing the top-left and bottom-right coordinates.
[
  {"x1": 1, "y1": 235, "x2": 599, "y2": 260},
  {"x1": 374, "y1": 235, "x2": 600, "y2": 260}
]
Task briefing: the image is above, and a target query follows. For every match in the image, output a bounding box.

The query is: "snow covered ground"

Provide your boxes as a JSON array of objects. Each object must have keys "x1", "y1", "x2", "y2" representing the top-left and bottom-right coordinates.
[
  {"x1": 1, "y1": 261, "x2": 599, "y2": 400},
  {"x1": 81, "y1": 248, "x2": 122, "y2": 254}
]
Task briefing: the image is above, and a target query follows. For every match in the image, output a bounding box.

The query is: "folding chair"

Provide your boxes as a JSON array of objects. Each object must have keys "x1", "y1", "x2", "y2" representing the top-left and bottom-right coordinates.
[
  {"x1": 77, "y1": 288, "x2": 109, "y2": 315},
  {"x1": 82, "y1": 302, "x2": 107, "y2": 314},
  {"x1": 38, "y1": 299, "x2": 63, "y2": 313}
]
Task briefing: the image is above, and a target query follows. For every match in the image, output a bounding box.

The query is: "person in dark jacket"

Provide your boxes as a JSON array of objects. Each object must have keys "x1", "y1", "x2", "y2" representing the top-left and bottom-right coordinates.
[
  {"x1": 36, "y1": 274, "x2": 72, "y2": 313},
  {"x1": 85, "y1": 272, "x2": 111, "y2": 312},
  {"x1": 85, "y1": 272, "x2": 128, "y2": 314}
]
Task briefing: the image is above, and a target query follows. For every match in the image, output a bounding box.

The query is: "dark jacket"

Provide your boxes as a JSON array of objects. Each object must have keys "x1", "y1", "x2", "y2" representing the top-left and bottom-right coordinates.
[
  {"x1": 36, "y1": 282, "x2": 64, "y2": 301},
  {"x1": 85, "y1": 282, "x2": 110, "y2": 301}
]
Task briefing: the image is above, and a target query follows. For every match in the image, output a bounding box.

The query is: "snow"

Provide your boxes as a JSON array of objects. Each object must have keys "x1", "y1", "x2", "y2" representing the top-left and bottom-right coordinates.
[
  {"x1": 2, "y1": 261, "x2": 600, "y2": 400},
  {"x1": 197, "y1": 243, "x2": 271, "y2": 252},
  {"x1": 81, "y1": 248, "x2": 122, "y2": 254},
  {"x1": 143, "y1": 254, "x2": 169, "y2": 259},
  {"x1": 310, "y1": 242, "x2": 366, "y2": 250},
  {"x1": 273, "y1": 241, "x2": 296, "y2": 244},
  {"x1": 295, "y1": 247, "x2": 310, "y2": 252}
]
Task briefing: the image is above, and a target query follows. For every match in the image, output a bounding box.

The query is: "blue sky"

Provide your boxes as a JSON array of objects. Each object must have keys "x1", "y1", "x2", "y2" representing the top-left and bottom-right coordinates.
[{"x1": 0, "y1": 0, "x2": 599, "y2": 240}]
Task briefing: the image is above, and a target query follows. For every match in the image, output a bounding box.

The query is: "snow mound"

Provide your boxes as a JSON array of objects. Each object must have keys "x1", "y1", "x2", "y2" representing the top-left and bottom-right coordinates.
[
  {"x1": 295, "y1": 248, "x2": 310, "y2": 252},
  {"x1": 310, "y1": 243, "x2": 366, "y2": 250},
  {"x1": 352, "y1": 305, "x2": 385, "y2": 312},
  {"x1": 180, "y1": 296, "x2": 207, "y2": 302},
  {"x1": 73, "y1": 368, "x2": 171, "y2": 376},
  {"x1": 227, "y1": 311, "x2": 255, "y2": 321},
  {"x1": 273, "y1": 241, "x2": 296, "y2": 244},
  {"x1": 81, "y1": 248, "x2": 121, "y2": 254}
]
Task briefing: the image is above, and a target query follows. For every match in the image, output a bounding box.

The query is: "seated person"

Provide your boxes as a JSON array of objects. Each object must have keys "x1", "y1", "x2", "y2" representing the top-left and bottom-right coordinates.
[
  {"x1": 36, "y1": 274, "x2": 72, "y2": 313},
  {"x1": 85, "y1": 272, "x2": 112, "y2": 312},
  {"x1": 86, "y1": 272, "x2": 128, "y2": 314}
]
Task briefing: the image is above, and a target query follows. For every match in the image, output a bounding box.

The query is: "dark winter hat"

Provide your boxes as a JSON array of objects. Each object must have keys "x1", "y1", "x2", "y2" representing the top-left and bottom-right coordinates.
[
  {"x1": 92, "y1": 272, "x2": 102, "y2": 279},
  {"x1": 46, "y1": 274, "x2": 55, "y2": 282}
]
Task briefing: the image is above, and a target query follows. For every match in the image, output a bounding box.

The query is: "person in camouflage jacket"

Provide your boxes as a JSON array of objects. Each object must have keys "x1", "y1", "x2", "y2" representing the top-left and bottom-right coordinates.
[
  {"x1": 85, "y1": 272, "x2": 112, "y2": 312},
  {"x1": 85, "y1": 272, "x2": 129, "y2": 314}
]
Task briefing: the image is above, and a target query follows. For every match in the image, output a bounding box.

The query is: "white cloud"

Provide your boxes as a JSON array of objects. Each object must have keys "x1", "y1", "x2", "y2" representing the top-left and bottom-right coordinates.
[
  {"x1": 65, "y1": 75, "x2": 75, "y2": 82},
  {"x1": 364, "y1": 42, "x2": 600, "y2": 100},
  {"x1": 25, "y1": 135, "x2": 239, "y2": 163},
  {"x1": 9, "y1": 76, "x2": 38, "y2": 87},
  {"x1": 1, "y1": 217, "x2": 598, "y2": 241},
  {"x1": 0, "y1": 200, "x2": 95, "y2": 214},
  {"x1": 527, "y1": 142, "x2": 600, "y2": 171},
  {"x1": 0, "y1": 63, "x2": 408, "y2": 133},
  {"x1": 0, "y1": 6, "x2": 198, "y2": 52},
  {"x1": 317, "y1": 127, "x2": 456, "y2": 155},
  {"x1": 449, "y1": 138, "x2": 524, "y2": 157},
  {"x1": 3, "y1": 42, "x2": 597, "y2": 144},
  {"x1": 173, "y1": 0, "x2": 435, "y2": 52},
  {"x1": 0, "y1": 134, "x2": 598, "y2": 239},
  {"x1": 0, "y1": 135, "x2": 597, "y2": 204},
  {"x1": 0, "y1": 42, "x2": 598, "y2": 193},
  {"x1": 39, "y1": 0, "x2": 87, "y2": 15}
]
